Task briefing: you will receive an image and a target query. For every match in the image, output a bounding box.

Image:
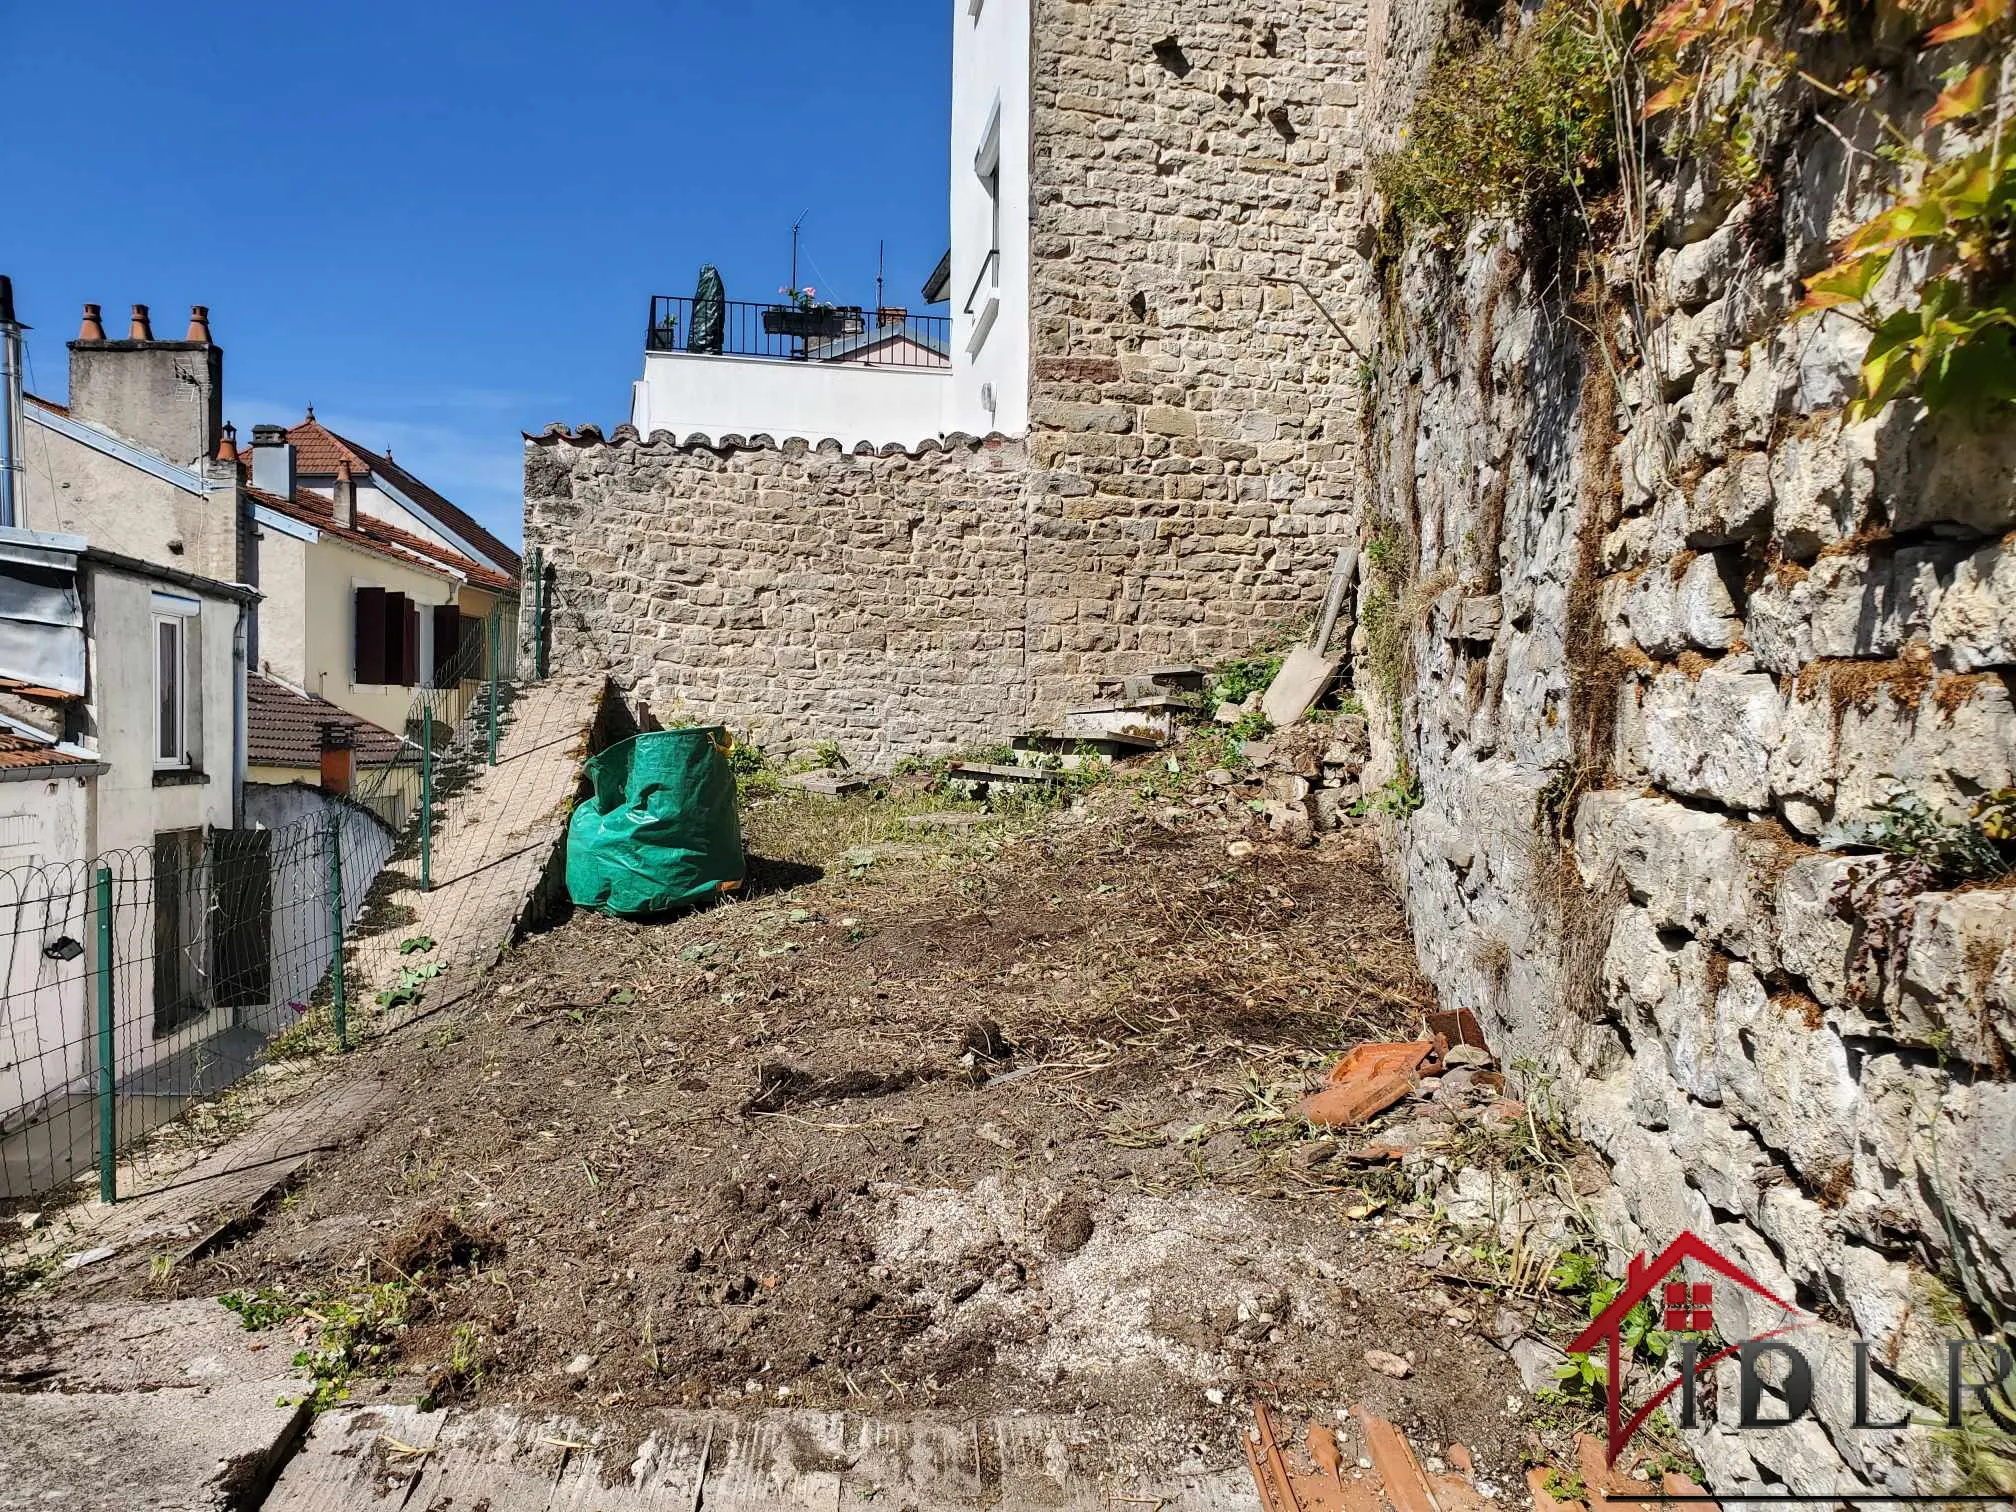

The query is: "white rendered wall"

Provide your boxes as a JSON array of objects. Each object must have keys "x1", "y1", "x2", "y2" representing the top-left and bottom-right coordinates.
[
  {"x1": 631, "y1": 353, "x2": 953, "y2": 448},
  {"x1": 949, "y1": 0, "x2": 1030, "y2": 437}
]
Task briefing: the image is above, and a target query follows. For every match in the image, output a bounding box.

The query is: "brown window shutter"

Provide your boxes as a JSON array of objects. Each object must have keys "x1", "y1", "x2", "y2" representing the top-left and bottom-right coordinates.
[
  {"x1": 432, "y1": 604, "x2": 462, "y2": 685},
  {"x1": 402, "y1": 598, "x2": 420, "y2": 686},
  {"x1": 355, "y1": 585, "x2": 387, "y2": 683}
]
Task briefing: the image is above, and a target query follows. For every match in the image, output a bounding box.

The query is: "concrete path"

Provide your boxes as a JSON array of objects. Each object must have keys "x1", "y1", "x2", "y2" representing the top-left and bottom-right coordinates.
[
  {"x1": 348, "y1": 674, "x2": 602, "y2": 1034},
  {"x1": 0, "y1": 1300, "x2": 311, "y2": 1512},
  {"x1": 265, "y1": 1403, "x2": 1258, "y2": 1510}
]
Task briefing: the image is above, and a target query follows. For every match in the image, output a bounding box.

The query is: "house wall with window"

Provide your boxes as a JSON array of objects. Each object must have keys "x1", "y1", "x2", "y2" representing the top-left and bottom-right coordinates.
[
  {"x1": 254, "y1": 526, "x2": 472, "y2": 734},
  {"x1": 80, "y1": 556, "x2": 250, "y2": 1080},
  {"x1": 82, "y1": 559, "x2": 241, "y2": 857},
  {"x1": 950, "y1": 0, "x2": 1030, "y2": 437}
]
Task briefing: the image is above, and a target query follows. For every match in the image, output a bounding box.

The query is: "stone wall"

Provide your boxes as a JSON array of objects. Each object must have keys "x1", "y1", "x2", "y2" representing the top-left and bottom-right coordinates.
[
  {"x1": 525, "y1": 2, "x2": 1376, "y2": 755},
  {"x1": 1023, "y1": 0, "x2": 1369, "y2": 695},
  {"x1": 522, "y1": 432, "x2": 1029, "y2": 763},
  {"x1": 1356, "y1": 0, "x2": 2016, "y2": 1494}
]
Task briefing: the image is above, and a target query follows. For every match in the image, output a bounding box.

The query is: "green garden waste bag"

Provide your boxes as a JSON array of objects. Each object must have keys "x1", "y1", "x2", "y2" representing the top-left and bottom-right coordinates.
[{"x1": 567, "y1": 729, "x2": 745, "y2": 916}]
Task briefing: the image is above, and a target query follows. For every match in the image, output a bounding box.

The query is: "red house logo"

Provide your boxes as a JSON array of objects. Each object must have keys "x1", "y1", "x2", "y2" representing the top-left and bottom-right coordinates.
[{"x1": 1565, "y1": 1231, "x2": 1812, "y2": 1466}]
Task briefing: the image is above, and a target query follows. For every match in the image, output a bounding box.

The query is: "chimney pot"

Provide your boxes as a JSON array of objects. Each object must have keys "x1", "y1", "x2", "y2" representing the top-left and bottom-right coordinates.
[
  {"x1": 187, "y1": 305, "x2": 212, "y2": 343},
  {"x1": 331, "y1": 457, "x2": 357, "y2": 528},
  {"x1": 318, "y1": 722, "x2": 356, "y2": 795},
  {"x1": 216, "y1": 421, "x2": 239, "y2": 464},
  {"x1": 128, "y1": 303, "x2": 153, "y2": 341},
  {"x1": 78, "y1": 304, "x2": 106, "y2": 342}
]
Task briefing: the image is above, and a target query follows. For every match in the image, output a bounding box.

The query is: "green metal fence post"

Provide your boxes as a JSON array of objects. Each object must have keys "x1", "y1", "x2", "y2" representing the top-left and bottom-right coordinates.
[
  {"x1": 420, "y1": 702, "x2": 434, "y2": 891},
  {"x1": 532, "y1": 545, "x2": 547, "y2": 680},
  {"x1": 326, "y1": 816, "x2": 348, "y2": 1048},
  {"x1": 486, "y1": 610, "x2": 499, "y2": 766},
  {"x1": 93, "y1": 866, "x2": 116, "y2": 1205}
]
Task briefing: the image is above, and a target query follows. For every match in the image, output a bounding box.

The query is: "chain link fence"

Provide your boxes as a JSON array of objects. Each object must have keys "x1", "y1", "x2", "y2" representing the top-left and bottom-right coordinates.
[{"x1": 0, "y1": 603, "x2": 526, "y2": 1204}]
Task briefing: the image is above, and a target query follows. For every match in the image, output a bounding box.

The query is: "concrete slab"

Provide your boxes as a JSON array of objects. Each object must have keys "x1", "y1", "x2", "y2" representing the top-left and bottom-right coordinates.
[
  {"x1": 1260, "y1": 644, "x2": 1341, "y2": 729},
  {"x1": 0, "y1": 1300, "x2": 309, "y2": 1511},
  {"x1": 781, "y1": 769, "x2": 874, "y2": 796}
]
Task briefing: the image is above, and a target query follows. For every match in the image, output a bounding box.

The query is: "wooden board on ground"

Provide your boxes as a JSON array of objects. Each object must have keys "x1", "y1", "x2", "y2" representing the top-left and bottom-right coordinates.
[
  {"x1": 21, "y1": 1073, "x2": 392, "y2": 1268},
  {"x1": 266, "y1": 1405, "x2": 1259, "y2": 1510}
]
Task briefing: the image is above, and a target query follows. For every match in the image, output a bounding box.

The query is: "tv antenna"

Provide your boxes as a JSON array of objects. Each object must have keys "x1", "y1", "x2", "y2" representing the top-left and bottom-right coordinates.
[{"x1": 790, "y1": 210, "x2": 810, "y2": 292}]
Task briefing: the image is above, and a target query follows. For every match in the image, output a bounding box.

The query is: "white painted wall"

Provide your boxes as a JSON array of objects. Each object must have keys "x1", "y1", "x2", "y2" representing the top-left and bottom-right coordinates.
[
  {"x1": 83, "y1": 563, "x2": 243, "y2": 1081},
  {"x1": 0, "y1": 784, "x2": 94, "y2": 1178},
  {"x1": 949, "y1": 0, "x2": 1031, "y2": 437},
  {"x1": 631, "y1": 352, "x2": 953, "y2": 449},
  {"x1": 242, "y1": 782, "x2": 393, "y2": 1033}
]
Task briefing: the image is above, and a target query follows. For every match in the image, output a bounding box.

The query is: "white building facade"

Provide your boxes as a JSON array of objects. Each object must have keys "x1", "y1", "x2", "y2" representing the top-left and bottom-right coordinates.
[{"x1": 628, "y1": 0, "x2": 1031, "y2": 447}]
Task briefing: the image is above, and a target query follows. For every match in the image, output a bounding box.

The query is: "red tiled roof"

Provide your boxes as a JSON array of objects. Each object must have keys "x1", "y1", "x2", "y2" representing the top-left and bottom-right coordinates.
[
  {"x1": 24, "y1": 393, "x2": 69, "y2": 417},
  {"x1": 246, "y1": 484, "x2": 515, "y2": 592},
  {"x1": 0, "y1": 731, "x2": 98, "y2": 772},
  {"x1": 285, "y1": 415, "x2": 522, "y2": 580},
  {"x1": 246, "y1": 674, "x2": 407, "y2": 769}
]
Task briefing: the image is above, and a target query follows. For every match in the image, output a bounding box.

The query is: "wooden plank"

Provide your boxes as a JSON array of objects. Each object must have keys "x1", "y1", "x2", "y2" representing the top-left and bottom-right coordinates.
[
  {"x1": 260, "y1": 1404, "x2": 445, "y2": 1510},
  {"x1": 265, "y1": 1407, "x2": 1258, "y2": 1511}
]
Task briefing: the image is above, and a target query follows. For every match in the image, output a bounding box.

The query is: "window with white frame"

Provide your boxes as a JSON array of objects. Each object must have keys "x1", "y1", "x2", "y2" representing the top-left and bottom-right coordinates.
[{"x1": 152, "y1": 593, "x2": 198, "y2": 769}]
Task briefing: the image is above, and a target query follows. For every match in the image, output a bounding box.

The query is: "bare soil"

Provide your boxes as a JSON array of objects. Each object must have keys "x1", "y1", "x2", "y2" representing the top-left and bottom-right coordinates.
[{"x1": 50, "y1": 781, "x2": 1548, "y2": 1481}]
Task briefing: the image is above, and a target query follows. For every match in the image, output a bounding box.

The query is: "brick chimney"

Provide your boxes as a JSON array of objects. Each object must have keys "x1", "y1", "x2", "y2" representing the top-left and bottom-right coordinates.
[
  {"x1": 249, "y1": 424, "x2": 295, "y2": 499},
  {"x1": 67, "y1": 300, "x2": 223, "y2": 466},
  {"x1": 318, "y1": 722, "x2": 355, "y2": 795},
  {"x1": 331, "y1": 458, "x2": 357, "y2": 528}
]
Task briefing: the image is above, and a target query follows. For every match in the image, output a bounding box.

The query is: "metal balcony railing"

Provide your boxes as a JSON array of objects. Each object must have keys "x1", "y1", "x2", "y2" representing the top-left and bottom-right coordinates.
[{"x1": 645, "y1": 296, "x2": 951, "y2": 369}]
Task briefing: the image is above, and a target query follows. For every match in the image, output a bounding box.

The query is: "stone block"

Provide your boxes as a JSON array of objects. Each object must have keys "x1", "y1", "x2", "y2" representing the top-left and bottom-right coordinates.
[
  {"x1": 1141, "y1": 405, "x2": 1198, "y2": 436},
  {"x1": 1633, "y1": 665, "x2": 1780, "y2": 810},
  {"x1": 1930, "y1": 535, "x2": 2016, "y2": 671},
  {"x1": 1574, "y1": 791, "x2": 1776, "y2": 966},
  {"x1": 1896, "y1": 890, "x2": 2016, "y2": 1066},
  {"x1": 1712, "y1": 961, "x2": 1859, "y2": 1187}
]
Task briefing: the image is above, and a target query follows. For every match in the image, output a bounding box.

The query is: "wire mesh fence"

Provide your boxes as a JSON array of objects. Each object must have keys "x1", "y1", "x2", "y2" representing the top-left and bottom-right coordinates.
[{"x1": 0, "y1": 602, "x2": 533, "y2": 1205}]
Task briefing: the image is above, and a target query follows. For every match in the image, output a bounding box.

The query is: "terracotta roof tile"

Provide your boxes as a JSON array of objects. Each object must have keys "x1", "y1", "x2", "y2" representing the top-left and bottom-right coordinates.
[
  {"x1": 0, "y1": 731, "x2": 97, "y2": 771},
  {"x1": 285, "y1": 416, "x2": 521, "y2": 580},
  {"x1": 246, "y1": 675, "x2": 406, "y2": 769},
  {"x1": 246, "y1": 485, "x2": 515, "y2": 592}
]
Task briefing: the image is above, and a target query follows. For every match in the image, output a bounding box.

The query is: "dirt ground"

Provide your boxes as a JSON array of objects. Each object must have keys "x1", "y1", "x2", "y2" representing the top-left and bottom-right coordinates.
[{"x1": 35, "y1": 766, "x2": 1595, "y2": 1486}]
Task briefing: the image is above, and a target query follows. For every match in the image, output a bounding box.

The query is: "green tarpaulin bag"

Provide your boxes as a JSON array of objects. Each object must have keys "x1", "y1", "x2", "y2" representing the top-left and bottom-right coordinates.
[{"x1": 567, "y1": 729, "x2": 745, "y2": 916}]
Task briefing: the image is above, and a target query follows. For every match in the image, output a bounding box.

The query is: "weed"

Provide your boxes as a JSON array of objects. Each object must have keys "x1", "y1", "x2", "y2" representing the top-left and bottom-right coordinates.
[
  {"x1": 1351, "y1": 763, "x2": 1424, "y2": 818},
  {"x1": 376, "y1": 960, "x2": 445, "y2": 1010},
  {"x1": 422, "y1": 1322, "x2": 487, "y2": 1409},
  {"x1": 1832, "y1": 786, "x2": 2016, "y2": 979},
  {"x1": 727, "y1": 738, "x2": 781, "y2": 801},
  {"x1": 398, "y1": 935, "x2": 436, "y2": 956},
  {"x1": 1859, "y1": 786, "x2": 2015, "y2": 885},
  {"x1": 222, "y1": 1281, "x2": 414, "y2": 1412},
  {"x1": 1208, "y1": 651, "x2": 1285, "y2": 717},
  {"x1": 1373, "y1": 7, "x2": 1613, "y2": 236}
]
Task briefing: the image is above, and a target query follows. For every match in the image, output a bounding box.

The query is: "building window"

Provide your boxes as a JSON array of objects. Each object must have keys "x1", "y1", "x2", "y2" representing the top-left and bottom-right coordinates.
[
  {"x1": 353, "y1": 586, "x2": 420, "y2": 686},
  {"x1": 966, "y1": 96, "x2": 1004, "y2": 357},
  {"x1": 151, "y1": 593, "x2": 199, "y2": 769}
]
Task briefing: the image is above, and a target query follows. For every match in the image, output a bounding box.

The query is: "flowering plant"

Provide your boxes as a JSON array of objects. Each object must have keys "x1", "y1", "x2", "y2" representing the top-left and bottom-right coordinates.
[{"x1": 778, "y1": 284, "x2": 824, "y2": 311}]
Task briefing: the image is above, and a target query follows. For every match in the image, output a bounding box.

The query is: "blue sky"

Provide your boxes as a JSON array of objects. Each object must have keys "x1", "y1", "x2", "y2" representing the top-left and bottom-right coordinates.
[{"x1": 0, "y1": 1, "x2": 953, "y2": 548}]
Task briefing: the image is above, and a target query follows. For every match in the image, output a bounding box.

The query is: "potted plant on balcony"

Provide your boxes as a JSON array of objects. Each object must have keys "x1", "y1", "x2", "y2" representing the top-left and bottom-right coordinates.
[{"x1": 763, "y1": 286, "x2": 865, "y2": 340}]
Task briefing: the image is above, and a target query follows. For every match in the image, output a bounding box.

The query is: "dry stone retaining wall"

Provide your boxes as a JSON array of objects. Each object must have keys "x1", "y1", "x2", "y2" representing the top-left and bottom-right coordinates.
[{"x1": 1357, "y1": 0, "x2": 2016, "y2": 1494}]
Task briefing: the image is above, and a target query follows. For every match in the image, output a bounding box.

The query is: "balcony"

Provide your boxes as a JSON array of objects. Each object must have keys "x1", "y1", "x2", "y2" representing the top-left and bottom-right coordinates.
[
  {"x1": 634, "y1": 296, "x2": 955, "y2": 448},
  {"x1": 645, "y1": 297, "x2": 950, "y2": 370}
]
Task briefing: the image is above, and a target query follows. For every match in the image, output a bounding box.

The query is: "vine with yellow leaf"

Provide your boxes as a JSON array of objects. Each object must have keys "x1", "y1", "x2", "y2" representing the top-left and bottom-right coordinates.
[{"x1": 1628, "y1": 0, "x2": 2015, "y2": 421}]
